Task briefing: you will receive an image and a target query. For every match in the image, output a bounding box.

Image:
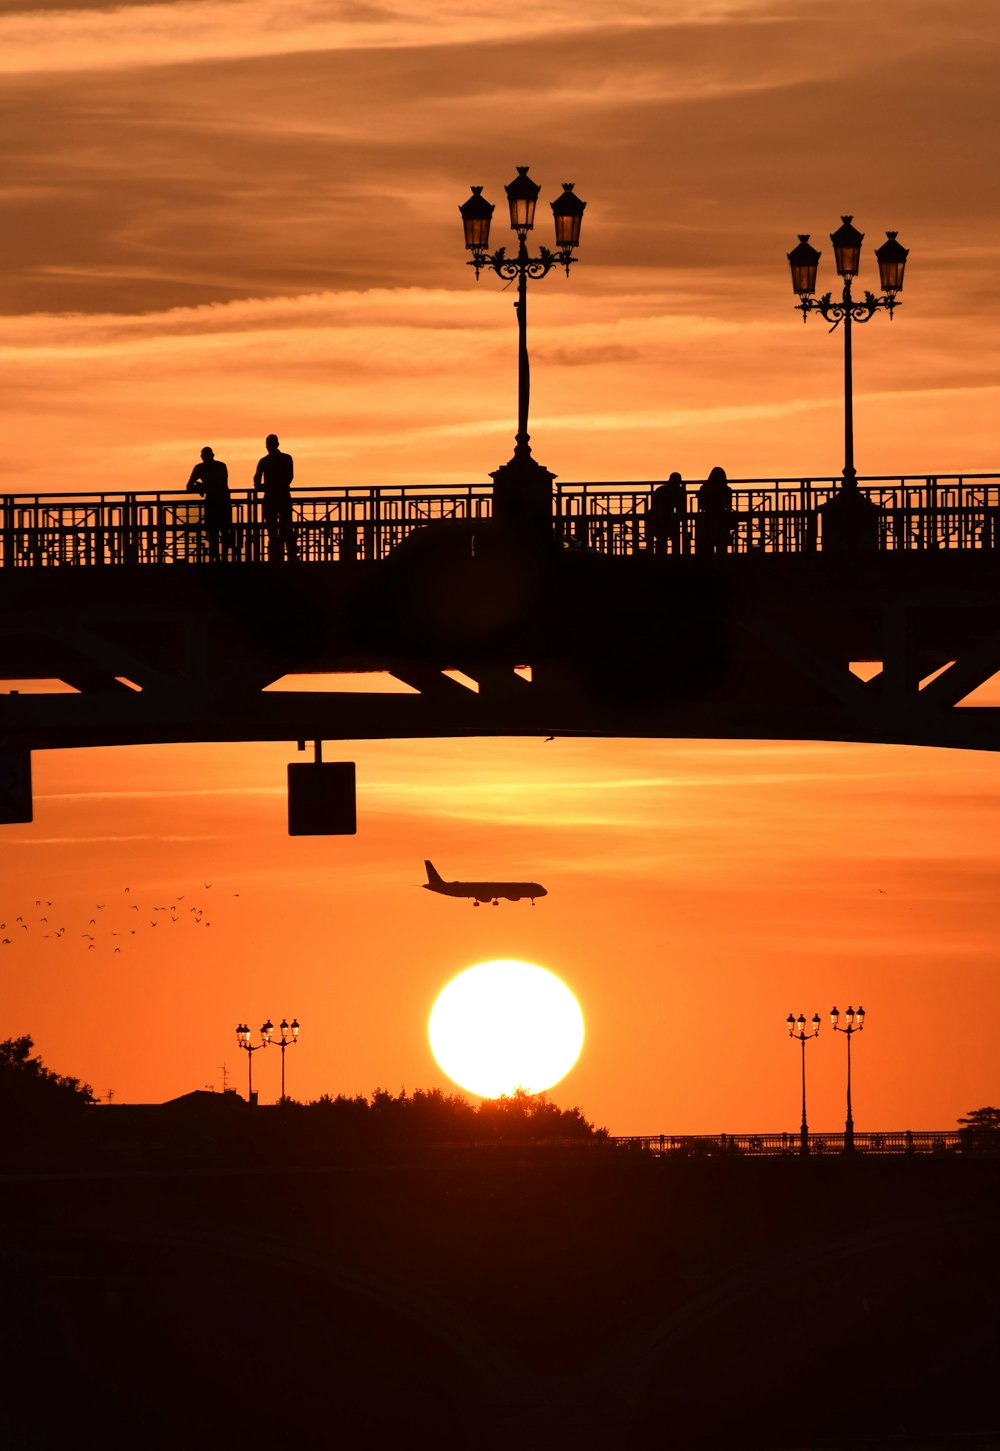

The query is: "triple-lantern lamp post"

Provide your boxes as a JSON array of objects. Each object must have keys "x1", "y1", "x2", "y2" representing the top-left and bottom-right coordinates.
[
  {"x1": 787, "y1": 217, "x2": 909, "y2": 488},
  {"x1": 235, "y1": 1017, "x2": 300, "y2": 1103},
  {"x1": 459, "y1": 168, "x2": 586, "y2": 525},
  {"x1": 830, "y1": 1004, "x2": 865, "y2": 1154},
  {"x1": 786, "y1": 1012, "x2": 821, "y2": 1157}
]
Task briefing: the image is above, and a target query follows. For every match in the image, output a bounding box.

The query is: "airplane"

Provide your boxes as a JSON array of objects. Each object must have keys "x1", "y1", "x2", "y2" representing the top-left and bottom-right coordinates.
[{"x1": 422, "y1": 860, "x2": 547, "y2": 907}]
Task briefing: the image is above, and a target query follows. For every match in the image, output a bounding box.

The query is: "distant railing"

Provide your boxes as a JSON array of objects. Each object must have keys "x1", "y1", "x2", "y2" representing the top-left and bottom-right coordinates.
[
  {"x1": 2, "y1": 473, "x2": 1000, "y2": 569},
  {"x1": 608, "y1": 1130, "x2": 963, "y2": 1157}
]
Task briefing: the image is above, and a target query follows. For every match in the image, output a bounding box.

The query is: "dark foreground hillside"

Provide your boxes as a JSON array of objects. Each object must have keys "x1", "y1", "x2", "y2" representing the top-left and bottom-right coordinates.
[{"x1": 1, "y1": 1152, "x2": 997, "y2": 1451}]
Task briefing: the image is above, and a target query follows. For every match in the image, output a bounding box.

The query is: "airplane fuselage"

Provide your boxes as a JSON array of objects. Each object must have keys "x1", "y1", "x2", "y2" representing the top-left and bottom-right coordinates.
[
  {"x1": 424, "y1": 880, "x2": 546, "y2": 903},
  {"x1": 422, "y1": 860, "x2": 547, "y2": 905}
]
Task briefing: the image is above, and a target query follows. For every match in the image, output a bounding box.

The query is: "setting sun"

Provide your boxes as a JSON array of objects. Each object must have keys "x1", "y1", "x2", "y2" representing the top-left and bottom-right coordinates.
[{"x1": 428, "y1": 959, "x2": 585, "y2": 1099}]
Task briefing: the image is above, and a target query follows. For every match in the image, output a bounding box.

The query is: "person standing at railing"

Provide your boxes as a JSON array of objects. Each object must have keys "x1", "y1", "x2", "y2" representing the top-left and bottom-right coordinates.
[
  {"x1": 185, "y1": 446, "x2": 232, "y2": 563},
  {"x1": 647, "y1": 472, "x2": 686, "y2": 556},
  {"x1": 696, "y1": 466, "x2": 734, "y2": 556},
  {"x1": 253, "y1": 433, "x2": 298, "y2": 562}
]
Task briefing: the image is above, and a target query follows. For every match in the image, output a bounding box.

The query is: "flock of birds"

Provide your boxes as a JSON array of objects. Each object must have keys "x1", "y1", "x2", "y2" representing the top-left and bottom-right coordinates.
[{"x1": 1, "y1": 883, "x2": 240, "y2": 956}]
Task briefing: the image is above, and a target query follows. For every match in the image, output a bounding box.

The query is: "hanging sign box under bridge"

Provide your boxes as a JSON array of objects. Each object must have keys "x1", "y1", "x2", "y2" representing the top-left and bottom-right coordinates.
[
  {"x1": 0, "y1": 751, "x2": 32, "y2": 824},
  {"x1": 287, "y1": 761, "x2": 357, "y2": 836}
]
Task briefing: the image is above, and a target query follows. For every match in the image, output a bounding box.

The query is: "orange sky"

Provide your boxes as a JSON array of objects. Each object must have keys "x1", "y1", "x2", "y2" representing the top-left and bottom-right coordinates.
[{"x1": 3, "y1": 0, "x2": 1000, "y2": 1132}]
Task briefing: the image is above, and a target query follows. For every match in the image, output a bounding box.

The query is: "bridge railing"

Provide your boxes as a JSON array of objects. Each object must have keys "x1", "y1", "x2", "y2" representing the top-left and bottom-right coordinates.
[
  {"x1": 3, "y1": 474, "x2": 1000, "y2": 568},
  {"x1": 607, "y1": 1130, "x2": 962, "y2": 1156}
]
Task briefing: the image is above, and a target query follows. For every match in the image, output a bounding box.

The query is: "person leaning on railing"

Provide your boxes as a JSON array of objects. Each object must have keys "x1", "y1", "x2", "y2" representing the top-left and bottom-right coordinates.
[
  {"x1": 647, "y1": 472, "x2": 687, "y2": 556},
  {"x1": 185, "y1": 446, "x2": 233, "y2": 564},
  {"x1": 696, "y1": 466, "x2": 734, "y2": 556}
]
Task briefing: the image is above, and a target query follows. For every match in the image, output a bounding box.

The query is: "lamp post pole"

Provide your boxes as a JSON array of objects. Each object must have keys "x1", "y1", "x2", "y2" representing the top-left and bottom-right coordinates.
[
  {"x1": 459, "y1": 168, "x2": 586, "y2": 535},
  {"x1": 830, "y1": 1005, "x2": 865, "y2": 1154},
  {"x1": 787, "y1": 219, "x2": 909, "y2": 486},
  {"x1": 787, "y1": 1012, "x2": 821, "y2": 1157},
  {"x1": 235, "y1": 1021, "x2": 268, "y2": 1103},
  {"x1": 515, "y1": 232, "x2": 530, "y2": 460}
]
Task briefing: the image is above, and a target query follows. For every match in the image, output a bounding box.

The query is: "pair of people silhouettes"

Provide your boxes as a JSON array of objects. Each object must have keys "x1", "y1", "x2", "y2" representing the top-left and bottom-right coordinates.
[
  {"x1": 185, "y1": 434, "x2": 297, "y2": 563},
  {"x1": 647, "y1": 467, "x2": 733, "y2": 557}
]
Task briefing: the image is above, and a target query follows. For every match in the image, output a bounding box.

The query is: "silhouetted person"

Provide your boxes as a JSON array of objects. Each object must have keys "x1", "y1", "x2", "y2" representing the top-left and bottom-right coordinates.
[
  {"x1": 697, "y1": 465, "x2": 734, "y2": 556},
  {"x1": 185, "y1": 446, "x2": 232, "y2": 563},
  {"x1": 647, "y1": 472, "x2": 687, "y2": 556},
  {"x1": 820, "y1": 476, "x2": 880, "y2": 553},
  {"x1": 253, "y1": 433, "x2": 297, "y2": 562}
]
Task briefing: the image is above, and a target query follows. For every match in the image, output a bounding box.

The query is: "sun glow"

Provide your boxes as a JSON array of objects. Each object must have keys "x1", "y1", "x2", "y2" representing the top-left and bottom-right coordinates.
[{"x1": 428, "y1": 959, "x2": 585, "y2": 1099}]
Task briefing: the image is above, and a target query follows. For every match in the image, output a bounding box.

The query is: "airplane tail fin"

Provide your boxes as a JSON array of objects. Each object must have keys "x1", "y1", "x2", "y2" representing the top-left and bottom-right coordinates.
[{"x1": 424, "y1": 860, "x2": 444, "y2": 886}]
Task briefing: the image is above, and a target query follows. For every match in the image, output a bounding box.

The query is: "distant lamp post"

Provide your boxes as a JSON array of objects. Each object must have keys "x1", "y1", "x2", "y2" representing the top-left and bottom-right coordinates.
[
  {"x1": 787, "y1": 218, "x2": 909, "y2": 486},
  {"x1": 269, "y1": 1017, "x2": 300, "y2": 1102},
  {"x1": 459, "y1": 167, "x2": 586, "y2": 534},
  {"x1": 830, "y1": 1004, "x2": 865, "y2": 1154},
  {"x1": 787, "y1": 1012, "x2": 822, "y2": 1156},
  {"x1": 235, "y1": 1021, "x2": 269, "y2": 1103}
]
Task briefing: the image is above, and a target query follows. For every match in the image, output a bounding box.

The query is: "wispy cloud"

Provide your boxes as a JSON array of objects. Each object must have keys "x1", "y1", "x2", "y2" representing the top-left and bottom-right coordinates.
[
  {"x1": 6, "y1": 833, "x2": 230, "y2": 843},
  {"x1": 0, "y1": 0, "x2": 765, "y2": 75}
]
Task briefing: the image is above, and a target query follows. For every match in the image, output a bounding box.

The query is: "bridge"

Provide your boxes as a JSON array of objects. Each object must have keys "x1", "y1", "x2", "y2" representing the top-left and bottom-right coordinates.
[{"x1": 5, "y1": 471, "x2": 1000, "y2": 826}]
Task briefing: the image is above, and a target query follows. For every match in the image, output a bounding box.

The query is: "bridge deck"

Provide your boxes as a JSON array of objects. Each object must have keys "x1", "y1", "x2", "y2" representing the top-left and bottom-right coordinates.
[{"x1": 6, "y1": 473, "x2": 1000, "y2": 805}]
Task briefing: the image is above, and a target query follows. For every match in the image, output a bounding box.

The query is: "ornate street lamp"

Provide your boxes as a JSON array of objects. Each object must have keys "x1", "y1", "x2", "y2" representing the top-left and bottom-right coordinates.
[
  {"x1": 235, "y1": 1020, "x2": 269, "y2": 1103},
  {"x1": 271, "y1": 1017, "x2": 300, "y2": 1103},
  {"x1": 830, "y1": 1004, "x2": 865, "y2": 1153},
  {"x1": 787, "y1": 218, "x2": 909, "y2": 487},
  {"x1": 459, "y1": 167, "x2": 586, "y2": 536},
  {"x1": 236, "y1": 1017, "x2": 301, "y2": 1103},
  {"x1": 787, "y1": 1011, "x2": 822, "y2": 1156}
]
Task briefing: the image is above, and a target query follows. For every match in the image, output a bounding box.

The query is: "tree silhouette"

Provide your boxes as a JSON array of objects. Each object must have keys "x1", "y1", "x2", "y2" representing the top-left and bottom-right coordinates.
[
  {"x1": 475, "y1": 1088, "x2": 605, "y2": 1143},
  {"x1": 957, "y1": 1106, "x2": 1000, "y2": 1153},
  {"x1": 0, "y1": 1035, "x2": 93, "y2": 1156},
  {"x1": 295, "y1": 1086, "x2": 603, "y2": 1148}
]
